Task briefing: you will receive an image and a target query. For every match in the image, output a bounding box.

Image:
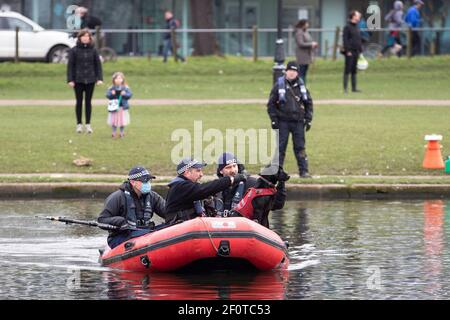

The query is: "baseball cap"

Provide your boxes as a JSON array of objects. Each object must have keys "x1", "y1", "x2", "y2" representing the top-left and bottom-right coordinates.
[
  {"x1": 128, "y1": 166, "x2": 156, "y2": 182},
  {"x1": 177, "y1": 157, "x2": 207, "y2": 175},
  {"x1": 286, "y1": 61, "x2": 299, "y2": 72}
]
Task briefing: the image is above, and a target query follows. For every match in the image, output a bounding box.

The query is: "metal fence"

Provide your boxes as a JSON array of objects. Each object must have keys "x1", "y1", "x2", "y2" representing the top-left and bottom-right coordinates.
[{"x1": 12, "y1": 26, "x2": 450, "y2": 62}]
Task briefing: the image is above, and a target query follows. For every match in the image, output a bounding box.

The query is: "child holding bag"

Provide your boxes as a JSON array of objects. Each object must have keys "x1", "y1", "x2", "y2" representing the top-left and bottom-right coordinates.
[{"x1": 106, "y1": 72, "x2": 132, "y2": 138}]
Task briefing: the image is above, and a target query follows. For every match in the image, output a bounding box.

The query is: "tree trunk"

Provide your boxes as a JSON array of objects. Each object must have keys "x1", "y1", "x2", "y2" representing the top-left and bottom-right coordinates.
[{"x1": 189, "y1": 0, "x2": 218, "y2": 55}]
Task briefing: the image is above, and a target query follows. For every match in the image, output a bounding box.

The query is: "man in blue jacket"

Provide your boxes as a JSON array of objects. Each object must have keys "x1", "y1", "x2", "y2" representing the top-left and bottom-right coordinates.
[{"x1": 405, "y1": 0, "x2": 424, "y2": 56}]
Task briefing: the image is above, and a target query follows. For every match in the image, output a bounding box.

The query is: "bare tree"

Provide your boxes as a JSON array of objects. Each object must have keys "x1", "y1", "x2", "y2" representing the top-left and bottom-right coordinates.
[{"x1": 189, "y1": 0, "x2": 219, "y2": 55}]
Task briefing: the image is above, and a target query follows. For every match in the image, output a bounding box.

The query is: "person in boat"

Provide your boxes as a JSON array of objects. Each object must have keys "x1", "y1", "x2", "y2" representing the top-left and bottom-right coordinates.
[
  {"x1": 164, "y1": 157, "x2": 247, "y2": 224},
  {"x1": 212, "y1": 153, "x2": 289, "y2": 228},
  {"x1": 98, "y1": 166, "x2": 166, "y2": 249},
  {"x1": 212, "y1": 152, "x2": 257, "y2": 216}
]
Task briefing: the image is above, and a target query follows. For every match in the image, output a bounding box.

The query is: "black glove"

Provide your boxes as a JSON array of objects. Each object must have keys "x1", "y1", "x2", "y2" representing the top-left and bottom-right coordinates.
[
  {"x1": 233, "y1": 173, "x2": 247, "y2": 185},
  {"x1": 271, "y1": 120, "x2": 279, "y2": 130},
  {"x1": 304, "y1": 121, "x2": 312, "y2": 132}
]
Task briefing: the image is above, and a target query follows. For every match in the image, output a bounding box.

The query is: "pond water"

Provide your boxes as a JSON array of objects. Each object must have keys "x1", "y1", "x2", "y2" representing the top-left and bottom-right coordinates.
[{"x1": 1, "y1": 199, "x2": 449, "y2": 300}]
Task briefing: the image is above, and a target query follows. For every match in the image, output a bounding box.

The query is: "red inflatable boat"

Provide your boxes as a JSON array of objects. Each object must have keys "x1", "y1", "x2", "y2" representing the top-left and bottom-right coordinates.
[{"x1": 100, "y1": 217, "x2": 289, "y2": 272}]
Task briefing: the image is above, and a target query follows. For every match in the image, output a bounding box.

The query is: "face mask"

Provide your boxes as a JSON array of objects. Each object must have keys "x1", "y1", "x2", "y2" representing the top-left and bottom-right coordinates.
[{"x1": 140, "y1": 182, "x2": 151, "y2": 194}]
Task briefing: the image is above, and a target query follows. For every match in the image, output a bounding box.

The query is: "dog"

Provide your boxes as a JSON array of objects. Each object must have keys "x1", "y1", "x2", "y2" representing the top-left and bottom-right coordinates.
[{"x1": 230, "y1": 165, "x2": 290, "y2": 228}]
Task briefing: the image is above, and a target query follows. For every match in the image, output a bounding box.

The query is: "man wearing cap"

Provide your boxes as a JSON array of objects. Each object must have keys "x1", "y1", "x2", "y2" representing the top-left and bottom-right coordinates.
[
  {"x1": 267, "y1": 61, "x2": 314, "y2": 178},
  {"x1": 405, "y1": 0, "x2": 424, "y2": 56},
  {"x1": 98, "y1": 166, "x2": 166, "y2": 249},
  {"x1": 213, "y1": 152, "x2": 257, "y2": 216},
  {"x1": 164, "y1": 157, "x2": 247, "y2": 224}
]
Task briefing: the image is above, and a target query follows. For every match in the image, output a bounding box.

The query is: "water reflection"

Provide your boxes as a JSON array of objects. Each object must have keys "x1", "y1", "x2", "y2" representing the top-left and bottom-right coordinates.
[
  {"x1": 1, "y1": 199, "x2": 450, "y2": 299},
  {"x1": 103, "y1": 270, "x2": 289, "y2": 300},
  {"x1": 423, "y1": 200, "x2": 444, "y2": 295}
]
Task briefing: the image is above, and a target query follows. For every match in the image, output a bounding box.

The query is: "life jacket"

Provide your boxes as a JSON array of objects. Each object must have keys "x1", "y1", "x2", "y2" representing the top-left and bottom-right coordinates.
[
  {"x1": 277, "y1": 76, "x2": 308, "y2": 104},
  {"x1": 215, "y1": 181, "x2": 246, "y2": 215},
  {"x1": 232, "y1": 187, "x2": 277, "y2": 219},
  {"x1": 123, "y1": 190, "x2": 153, "y2": 229}
]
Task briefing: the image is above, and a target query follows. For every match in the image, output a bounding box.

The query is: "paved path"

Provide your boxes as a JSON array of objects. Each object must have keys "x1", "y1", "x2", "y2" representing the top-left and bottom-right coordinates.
[{"x1": 2, "y1": 99, "x2": 450, "y2": 106}]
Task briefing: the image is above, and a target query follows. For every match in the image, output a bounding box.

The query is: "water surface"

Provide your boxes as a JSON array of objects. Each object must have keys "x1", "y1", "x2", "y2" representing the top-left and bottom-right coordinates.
[{"x1": 1, "y1": 199, "x2": 449, "y2": 299}]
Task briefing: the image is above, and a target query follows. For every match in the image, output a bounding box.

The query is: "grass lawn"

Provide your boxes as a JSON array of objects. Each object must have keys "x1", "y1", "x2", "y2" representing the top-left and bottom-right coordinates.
[
  {"x1": 1, "y1": 103, "x2": 449, "y2": 177},
  {"x1": 1, "y1": 55, "x2": 450, "y2": 100}
]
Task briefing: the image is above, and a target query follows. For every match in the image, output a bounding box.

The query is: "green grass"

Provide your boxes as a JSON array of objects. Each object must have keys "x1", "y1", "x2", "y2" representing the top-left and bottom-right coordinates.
[
  {"x1": 1, "y1": 104, "x2": 449, "y2": 176},
  {"x1": 1, "y1": 56, "x2": 450, "y2": 179},
  {"x1": 1, "y1": 55, "x2": 450, "y2": 100}
]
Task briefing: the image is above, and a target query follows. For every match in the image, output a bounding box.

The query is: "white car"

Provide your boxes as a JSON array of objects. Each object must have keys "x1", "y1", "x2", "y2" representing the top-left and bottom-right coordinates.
[{"x1": 0, "y1": 10, "x2": 76, "y2": 63}]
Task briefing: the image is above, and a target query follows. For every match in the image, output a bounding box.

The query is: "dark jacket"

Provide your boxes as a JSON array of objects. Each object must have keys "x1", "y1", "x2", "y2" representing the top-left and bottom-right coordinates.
[
  {"x1": 214, "y1": 176, "x2": 258, "y2": 212},
  {"x1": 80, "y1": 15, "x2": 102, "y2": 30},
  {"x1": 165, "y1": 175, "x2": 232, "y2": 223},
  {"x1": 67, "y1": 42, "x2": 103, "y2": 84},
  {"x1": 267, "y1": 77, "x2": 313, "y2": 123},
  {"x1": 164, "y1": 17, "x2": 178, "y2": 40},
  {"x1": 97, "y1": 182, "x2": 166, "y2": 238},
  {"x1": 343, "y1": 21, "x2": 363, "y2": 53},
  {"x1": 106, "y1": 85, "x2": 133, "y2": 110}
]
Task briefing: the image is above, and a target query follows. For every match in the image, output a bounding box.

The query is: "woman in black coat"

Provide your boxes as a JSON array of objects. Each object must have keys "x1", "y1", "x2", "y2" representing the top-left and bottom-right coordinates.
[
  {"x1": 67, "y1": 29, "x2": 103, "y2": 133},
  {"x1": 342, "y1": 10, "x2": 363, "y2": 93}
]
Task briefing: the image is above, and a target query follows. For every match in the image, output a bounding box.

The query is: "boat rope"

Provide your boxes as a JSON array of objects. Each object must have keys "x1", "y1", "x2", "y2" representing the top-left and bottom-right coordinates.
[{"x1": 199, "y1": 217, "x2": 219, "y2": 254}]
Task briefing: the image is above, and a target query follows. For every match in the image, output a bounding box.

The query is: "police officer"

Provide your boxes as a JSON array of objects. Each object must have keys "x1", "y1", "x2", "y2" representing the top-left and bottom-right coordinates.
[
  {"x1": 97, "y1": 166, "x2": 166, "y2": 249},
  {"x1": 165, "y1": 157, "x2": 247, "y2": 224},
  {"x1": 267, "y1": 61, "x2": 314, "y2": 178},
  {"x1": 214, "y1": 152, "x2": 257, "y2": 216}
]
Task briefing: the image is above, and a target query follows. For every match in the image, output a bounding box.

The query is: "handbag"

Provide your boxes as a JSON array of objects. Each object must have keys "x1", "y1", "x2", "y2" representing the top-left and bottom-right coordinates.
[{"x1": 107, "y1": 93, "x2": 123, "y2": 112}]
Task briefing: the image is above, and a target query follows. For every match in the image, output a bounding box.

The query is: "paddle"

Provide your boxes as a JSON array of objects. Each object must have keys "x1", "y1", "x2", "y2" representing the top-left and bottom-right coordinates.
[{"x1": 38, "y1": 216, "x2": 120, "y2": 231}]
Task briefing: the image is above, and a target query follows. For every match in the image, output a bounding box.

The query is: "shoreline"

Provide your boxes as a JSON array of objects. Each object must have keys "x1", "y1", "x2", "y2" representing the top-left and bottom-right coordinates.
[{"x1": 1, "y1": 182, "x2": 450, "y2": 200}]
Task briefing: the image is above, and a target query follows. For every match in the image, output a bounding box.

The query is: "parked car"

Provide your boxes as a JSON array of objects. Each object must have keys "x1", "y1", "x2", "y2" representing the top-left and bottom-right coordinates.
[{"x1": 0, "y1": 10, "x2": 75, "y2": 63}]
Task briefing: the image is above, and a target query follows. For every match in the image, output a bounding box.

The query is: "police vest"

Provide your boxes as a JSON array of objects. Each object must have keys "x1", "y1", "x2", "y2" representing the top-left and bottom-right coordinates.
[
  {"x1": 215, "y1": 181, "x2": 246, "y2": 215},
  {"x1": 232, "y1": 187, "x2": 277, "y2": 220},
  {"x1": 277, "y1": 76, "x2": 308, "y2": 104},
  {"x1": 123, "y1": 190, "x2": 153, "y2": 228}
]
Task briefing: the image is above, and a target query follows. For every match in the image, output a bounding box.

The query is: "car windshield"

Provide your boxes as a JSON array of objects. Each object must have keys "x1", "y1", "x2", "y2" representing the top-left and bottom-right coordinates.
[{"x1": 5, "y1": 17, "x2": 33, "y2": 31}]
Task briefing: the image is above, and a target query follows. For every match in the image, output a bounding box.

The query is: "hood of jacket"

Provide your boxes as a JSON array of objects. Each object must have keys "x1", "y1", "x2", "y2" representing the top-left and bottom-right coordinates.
[{"x1": 394, "y1": 1, "x2": 404, "y2": 11}]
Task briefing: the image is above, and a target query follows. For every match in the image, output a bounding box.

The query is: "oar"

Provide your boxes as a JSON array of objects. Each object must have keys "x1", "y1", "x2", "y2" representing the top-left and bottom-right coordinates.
[{"x1": 38, "y1": 216, "x2": 120, "y2": 231}]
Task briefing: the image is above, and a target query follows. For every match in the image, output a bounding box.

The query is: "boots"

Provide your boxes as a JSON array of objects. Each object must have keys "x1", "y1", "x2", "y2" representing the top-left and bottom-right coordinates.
[
  {"x1": 343, "y1": 74, "x2": 349, "y2": 93},
  {"x1": 352, "y1": 74, "x2": 361, "y2": 93}
]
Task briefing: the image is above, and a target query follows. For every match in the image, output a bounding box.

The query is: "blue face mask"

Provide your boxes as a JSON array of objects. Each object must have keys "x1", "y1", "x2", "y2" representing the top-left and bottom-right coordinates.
[{"x1": 140, "y1": 182, "x2": 151, "y2": 194}]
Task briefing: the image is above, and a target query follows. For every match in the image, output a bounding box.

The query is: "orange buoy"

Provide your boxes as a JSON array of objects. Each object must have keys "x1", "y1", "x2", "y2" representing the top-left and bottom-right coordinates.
[{"x1": 423, "y1": 134, "x2": 445, "y2": 169}]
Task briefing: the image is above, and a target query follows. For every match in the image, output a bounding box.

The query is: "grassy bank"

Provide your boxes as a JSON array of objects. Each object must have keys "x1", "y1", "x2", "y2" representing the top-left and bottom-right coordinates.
[
  {"x1": 1, "y1": 56, "x2": 450, "y2": 100},
  {"x1": 1, "y1": 104, "x2": 449, "y2": 176}
]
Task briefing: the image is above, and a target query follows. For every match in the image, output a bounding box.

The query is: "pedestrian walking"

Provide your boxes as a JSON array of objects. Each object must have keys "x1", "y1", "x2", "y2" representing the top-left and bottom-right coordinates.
[
  {"x1": 162, "y1": 11, "x2": 185, "y2": 63},
  {"x1": 381, "y1": 1, "x2": 404, "y2": 57},
  {"x1": 405, "y1": 0, "x2": 424, "y2": 56}
]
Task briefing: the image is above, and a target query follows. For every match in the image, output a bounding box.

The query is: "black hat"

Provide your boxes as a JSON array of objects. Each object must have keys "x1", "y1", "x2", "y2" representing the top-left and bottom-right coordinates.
[
  {"x1": 177, "y1": 157, "x2": 207, "y2": 175},
  {"x1": 128, "y1": 166, "x2": 156, "y2": 182},
  {"x1": 286, "y1": 61, "x2": 299, "y2": 72},
  {"x1": 217, "y1": 152, "x2": 239, "y2": 176}
]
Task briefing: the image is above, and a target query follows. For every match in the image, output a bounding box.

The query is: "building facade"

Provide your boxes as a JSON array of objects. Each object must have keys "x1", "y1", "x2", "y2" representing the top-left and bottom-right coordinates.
[{"x1": 2, "y1": 0, "x2": 450, "y2": 57}]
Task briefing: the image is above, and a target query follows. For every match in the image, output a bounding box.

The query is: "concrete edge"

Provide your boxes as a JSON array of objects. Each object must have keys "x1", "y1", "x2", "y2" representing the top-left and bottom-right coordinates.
[{"x1": 1, "y1": 183, "x2": 450, "y2": 200}]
